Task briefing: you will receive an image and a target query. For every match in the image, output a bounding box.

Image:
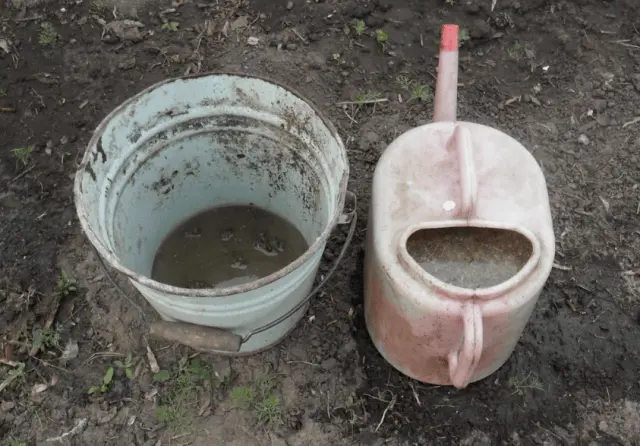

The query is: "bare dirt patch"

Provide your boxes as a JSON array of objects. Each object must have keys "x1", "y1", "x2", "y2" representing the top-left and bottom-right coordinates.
[{"x1": 1, "y1": 0, "x2": 640, "y2": 445}]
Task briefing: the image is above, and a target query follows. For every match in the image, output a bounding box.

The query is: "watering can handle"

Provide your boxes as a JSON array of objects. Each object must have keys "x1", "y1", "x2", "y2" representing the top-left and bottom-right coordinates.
[
  {"x1": 145, "y1": 191, "x2": 358, "y2": 354},
  {"x1": 447, "y1": 303, "x2": 483, "y2": 388}
]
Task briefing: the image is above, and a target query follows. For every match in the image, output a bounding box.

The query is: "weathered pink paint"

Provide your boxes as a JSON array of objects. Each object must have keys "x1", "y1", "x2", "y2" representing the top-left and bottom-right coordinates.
[{"x1": 363, "y1": 25, "x2": 555, "y2": 389}]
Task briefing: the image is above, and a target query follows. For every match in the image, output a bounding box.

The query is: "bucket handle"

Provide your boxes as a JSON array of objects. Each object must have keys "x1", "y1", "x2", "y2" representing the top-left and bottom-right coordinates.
[
  {"x1": 447, "y1": 303, "x2": 483, "y2": 388},
  {"x1": 97, "y1": 191, "x2": 358, "y2": 354}
]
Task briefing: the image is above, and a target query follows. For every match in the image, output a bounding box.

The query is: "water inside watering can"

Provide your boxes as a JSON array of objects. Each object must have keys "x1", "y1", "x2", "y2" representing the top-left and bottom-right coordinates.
[
  {"x1": 151, "y1": 204, "x2": 309, "y2": 289},
  {"x1": 406, "y1": 227, "x2": 533, "y2": 289}
]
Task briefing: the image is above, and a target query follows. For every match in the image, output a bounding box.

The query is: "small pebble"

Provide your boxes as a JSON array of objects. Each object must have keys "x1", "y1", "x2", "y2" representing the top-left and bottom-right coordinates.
[
  {"x1": 320, "y1": 357, "x2": 338, "y2": 370},
  {"x1": 286, "y1": 1, "x2": 293, "y2": 9},
  {"x1": 578, "y1": 134, "x2": 590, "y2": 145},
  {"x1": 594, "y1": 99, "x2": 607, "y2": 113},
  {"x1": 1, "y1": 401, "x2": 15, "y2": 412},
  {"x1": 596, "y1": 114, "x2": 610, "y2": 126}
]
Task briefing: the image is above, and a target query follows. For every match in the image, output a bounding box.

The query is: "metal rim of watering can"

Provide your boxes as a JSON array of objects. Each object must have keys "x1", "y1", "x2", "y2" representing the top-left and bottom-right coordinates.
[
  {"x1": 94, "y1": 191, "x2": 358, "y2": 355},
  {"x1": 74, "y1": 70, "x2": 350, "y2": 300}
]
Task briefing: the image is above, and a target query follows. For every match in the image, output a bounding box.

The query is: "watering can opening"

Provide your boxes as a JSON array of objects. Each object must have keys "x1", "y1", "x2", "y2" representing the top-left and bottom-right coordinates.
[{"x1": 398, "y1": 222, "x2": 542, "y2": 300}]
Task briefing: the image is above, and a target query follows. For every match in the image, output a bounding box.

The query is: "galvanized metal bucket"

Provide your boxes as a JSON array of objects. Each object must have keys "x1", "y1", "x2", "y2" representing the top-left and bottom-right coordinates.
[{"x1": 74, "y1": 73, "x2": 354, "y2": 354}]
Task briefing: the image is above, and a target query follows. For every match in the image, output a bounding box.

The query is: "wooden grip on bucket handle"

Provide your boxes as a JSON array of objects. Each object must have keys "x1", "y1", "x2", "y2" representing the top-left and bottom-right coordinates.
[
  {"x1": 149, "y1": 321, "x2": 243, "y2": 352},
  {"x1": 448, "y1": 303, "x2": 483, "y2": 388}
]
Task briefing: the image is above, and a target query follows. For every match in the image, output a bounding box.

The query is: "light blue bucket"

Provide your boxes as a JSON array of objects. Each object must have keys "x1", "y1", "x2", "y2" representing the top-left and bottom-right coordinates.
[{"x1": 74, "y1": 73, "x2": 355, "y2": 354}]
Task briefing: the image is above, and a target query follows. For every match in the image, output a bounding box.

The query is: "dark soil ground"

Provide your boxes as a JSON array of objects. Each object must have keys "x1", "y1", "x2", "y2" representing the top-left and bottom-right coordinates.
[{"x1": 2, "y1": 0, "x2": 640, "y2": 444}]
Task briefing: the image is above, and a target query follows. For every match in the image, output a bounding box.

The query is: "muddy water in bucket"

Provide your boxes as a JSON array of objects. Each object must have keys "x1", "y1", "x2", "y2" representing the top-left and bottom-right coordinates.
[
  {"x1": 406, "y1": 227, "x2": 533, "y2": 289},
  {"x1": 152, "y1": 204, "x2": 308, "y2": 289}
]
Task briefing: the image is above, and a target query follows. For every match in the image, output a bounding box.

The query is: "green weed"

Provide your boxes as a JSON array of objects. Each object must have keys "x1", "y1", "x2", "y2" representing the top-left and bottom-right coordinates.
[
  {"x1": 230, "y1": 385, "x2": 254, "y2": 410},
  {"x1": 156, "y1": 402, "x2": 193, "y2": 434},
  {"x1": 90, "y1": 0, "x2": 107, "y2": 14},
  {"x1": 255, "y1": 393, "x2": 281, "y2": 425},
  {"x1": 114, "y1": 352, "x2": 134, "y2": 379},
  {"x1": 39, "y1": 22, "x2": 58, "y2": 47},
  {"x1": 0, "y1": 88, "x2": 6, "y2": 98},
  {"x1": 230, "y1": 373, "x2": 281, "y2": 425},
  {"x1": 375, "y1": 29, "x2": 388, "y2": 47},
  {"x1": 160, "y1": 22, "x2": 179, "y2": 32},
  {"x1": 396, "y1": 76, "x2": 432, "y2": 102},
  {"x1": 507, "y1": 372, "x2": 544, "y2": 395},
  {"x1": 5, "y1": 437, "x2": 26, "y2": 446},
  {"x1": 507, "y1": 41, "x2": 524, "y2": 60},
  {"x1": 0, "y1": 362, "x2": 26, "y2": 392},
  {"x1": 155, "y1": 358, "x2": 212, "y2": 435},
  {"x1": 396, "y1": 75, "x2": 412, "y2": 91},
  {"x1": 88, "y1": 366, "x2": 114, "y2": 394},
  {"x1": 32, "y1": 327, "x2": 61, "y2": 351},
  {"x1": 153, "y1": 369, "x2": 171, "y2": 382},
  {"x1": 353, "y1": 20, "x2": 366, "y2": 36},
  {"x1": 409, "y1": 82, "x2": 432, "y2": 102},
  {"x1": 445, "y1": 0, "x2": 455, "y2": 5},
  {"x1": 12, "y1": 146, "x2": 33, "y2": 166},
  {"x1": 331, "y1": 52, "x2": 345, "y2": 65},
  {"x1": 56, "y1": 270, "x2": 77, "y2": 296},
  {"x1": 459, "y1": 28, "x2": 470, "y2": 43},
  {"x1": 354, "y1": 90, "x2": 383, "y2": 105}
]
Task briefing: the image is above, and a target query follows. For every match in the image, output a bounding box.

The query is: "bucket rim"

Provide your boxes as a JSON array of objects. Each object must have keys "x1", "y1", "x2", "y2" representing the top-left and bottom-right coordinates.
[{"x1": 74, "y1": 71, "x2": 350, "y2": 298}]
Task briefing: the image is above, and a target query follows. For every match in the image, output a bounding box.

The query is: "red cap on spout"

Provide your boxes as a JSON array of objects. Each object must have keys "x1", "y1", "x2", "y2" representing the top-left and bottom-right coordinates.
[
  {"x1": 433, "y1": 24, "x2": 460, "y2": 122},
  {"x1": 441, "y1": 24, "x2": 459, "y2": 52}
]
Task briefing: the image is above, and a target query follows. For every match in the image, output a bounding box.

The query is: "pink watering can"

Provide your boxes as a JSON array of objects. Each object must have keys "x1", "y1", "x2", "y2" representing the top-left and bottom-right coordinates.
[{"x1": 364, "y1": 25, "x2": 555, "y2": 389}]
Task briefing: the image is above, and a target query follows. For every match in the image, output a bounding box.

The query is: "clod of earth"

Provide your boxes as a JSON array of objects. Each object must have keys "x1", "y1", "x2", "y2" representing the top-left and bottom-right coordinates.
[{"x1": 103, "y1": 20, "x2": 145, "y2": 42}]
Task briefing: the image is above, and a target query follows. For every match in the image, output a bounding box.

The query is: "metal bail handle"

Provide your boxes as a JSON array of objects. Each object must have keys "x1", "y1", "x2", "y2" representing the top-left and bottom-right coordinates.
[
  {"x1": 142, "y1": 191, "x2": 358, "y2": 354},
  {"x1": 447, "y1": 303, "x2": 483, "y2": 388}
]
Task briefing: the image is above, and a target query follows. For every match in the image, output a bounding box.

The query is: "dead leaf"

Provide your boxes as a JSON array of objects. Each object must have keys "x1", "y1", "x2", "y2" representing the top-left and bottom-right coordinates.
[
  {"x1": 133, "y1": 361, "x2": 143, "y2": 379},
  {"x1": 61, "y1": 339, "x2": 79, "y2": 361},
  {"x1": 231, "y1": 15, "x2": 249, "y2": 30},
  {"x1": 96, "y1": 406, "x2": 118, "y2": 425},
  {"x1": 3, "y1": 343, "x2": 12, "y2": 361},
  {"x1": 212, "y1": 20, "x2": 230, "y2": 38},
  {"x1": 198, "y1": 396, "x2": 211, "y2": 416},
  {"x1": 145, "y1": 388, "x2": 158, "y2": 400},
  {"x1": 146, "y1": 343, "x2": 160, "y2": 373},
  {"x1": 0, "y1": 38, "x2": 11, "y2": 54},
  {"x1": 524, "y1": 47, "x2": 536, "y2": 59},
  {"x1": 31, "y1": 383, "x2": 49, "y2": 395},
  {"x1": 599, "y1": 196, "x2": 610, "y2": 213},
  {"x1": 505, "y1": 95, "x2": 522, "y2": 106},
  {"x1": 33, "y1": 72, "x2": 60, "y2": 85}
]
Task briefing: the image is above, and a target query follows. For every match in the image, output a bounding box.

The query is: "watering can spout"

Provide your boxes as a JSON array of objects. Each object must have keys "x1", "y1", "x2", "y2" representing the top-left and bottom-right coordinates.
[{"x1": 433, "y1": 24, "x2": 459, "y2": 123}]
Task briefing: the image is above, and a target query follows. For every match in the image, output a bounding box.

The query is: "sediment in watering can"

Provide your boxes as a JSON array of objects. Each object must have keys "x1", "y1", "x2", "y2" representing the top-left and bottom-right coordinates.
[
  {"x1": 74, "y1": 73, "x2": 355, "y2": 355},
  {"x1": 363, "y1": 25, "x2": 555, "y2": 389}
]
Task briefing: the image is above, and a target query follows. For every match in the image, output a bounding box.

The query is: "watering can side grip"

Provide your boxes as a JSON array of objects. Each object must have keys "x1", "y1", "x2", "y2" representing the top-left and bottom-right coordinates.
[{"x1": 447, "y1": 303, "x2": 483, "y2": 388}]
